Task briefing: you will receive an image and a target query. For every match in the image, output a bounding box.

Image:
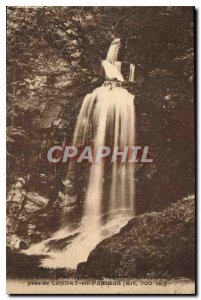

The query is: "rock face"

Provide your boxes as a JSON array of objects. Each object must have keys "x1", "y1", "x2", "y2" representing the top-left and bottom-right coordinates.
[
  {"x1": 7, "y1": 7, "x2": 194, "y2": 218},
  {"x1": 76, "y1": 195, "x2": 195, "y2": 279}
]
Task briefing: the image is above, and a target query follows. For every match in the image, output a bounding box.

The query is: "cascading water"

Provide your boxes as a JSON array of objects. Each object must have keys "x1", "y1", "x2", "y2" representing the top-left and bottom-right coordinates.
[
  {"x1": 106, "y1": 38, "x2": 121, "y2": 63},
  {"x1": 114, "y1": 61, "x2": 122, "y2": 74},
  {"x1": 23, "y1": 39, "x2": 136, "y2": 269},
  {"x1": 129, "y1": 64, "x2": 135, "y2": 83}
]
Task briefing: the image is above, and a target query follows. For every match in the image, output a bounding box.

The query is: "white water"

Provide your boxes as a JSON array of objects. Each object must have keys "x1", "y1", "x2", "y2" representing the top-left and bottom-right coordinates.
[
  {"x1": 23, "y1": 39, "x2": 136, "y2": 269},
  {"x1": 129, "y1": 63, "x2": 135, "y2": 83},
  {"x1": 114, "y1": 61, "x2": 122, "y2": 73},
  {"x1": 24, "y1": 212, "x2": 131, "y2": 269},
  {"x1": 106, "y1": 38, "x2": 121, "y2": 63},
  {"x1": 101, "y1": 60, "x2": 124, "y2": 81}
]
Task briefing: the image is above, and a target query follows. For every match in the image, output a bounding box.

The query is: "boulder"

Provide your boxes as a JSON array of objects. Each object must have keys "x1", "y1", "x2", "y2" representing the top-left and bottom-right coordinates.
[
  {"x1": 24, "y1": 192, "x2": 49, "y2": 213},
  {"x1": 76, "y1": 195, "x2": 195, "y2": 280}
]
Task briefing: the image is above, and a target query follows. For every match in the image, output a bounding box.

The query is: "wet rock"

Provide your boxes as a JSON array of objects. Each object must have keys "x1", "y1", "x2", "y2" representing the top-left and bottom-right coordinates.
[
  {"x1": 34, "y1": 102, "x2": 63, "y2": 129},
  {"x1": 90, "y1": 77, "x2": 99, "y2": 83},
  {"x1": 19, "y1": 240, "x2": 29, "y2": 250},
  {"x1": 63, "y1": 179, "x2": 74, "y2": 195},
  {"x1": 7, "y1": 178, "x2": 26, "y2": 205},
  {"x1": 24, "y1": 192, "x2": 49, "y2": 213},
  {"x1": 7, "y1": 234, "x2": 21, "y2": 250},
  {"x1": 76, "y1": 195, "x2": 195, "y2": 280},
  {"x1": 54, "y1": 74, "x2": 73, "y2": 88},
  {"x1": 76, "y1": 262, "x2": 86, "y2": 279},
  {"x1": 60, "y1": 191, "x2": 76, "y2": 208}
]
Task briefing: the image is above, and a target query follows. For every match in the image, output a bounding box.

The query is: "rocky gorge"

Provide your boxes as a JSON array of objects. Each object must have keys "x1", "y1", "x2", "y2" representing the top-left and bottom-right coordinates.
[{"x1": 7, "y1": 7, "x2": 195, "y2": 280}]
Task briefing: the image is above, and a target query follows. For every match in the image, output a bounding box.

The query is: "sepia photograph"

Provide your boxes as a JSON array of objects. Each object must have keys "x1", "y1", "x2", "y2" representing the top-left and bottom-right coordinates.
[{"x1": 6, "y1": 6, "x2": 195, "y2": 294}]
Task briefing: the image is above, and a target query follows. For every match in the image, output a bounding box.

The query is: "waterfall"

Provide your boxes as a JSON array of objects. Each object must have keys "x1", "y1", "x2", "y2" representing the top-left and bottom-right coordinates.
[
  {"x1": 114, "y1": 61, "x2": 122, "y2": 73},
  {"x1": 101, "y1": 60, "x2": 124, "y2": 81},
  {"x1": 23, "y1": 39, "x2": 136, "y2": 269},
  {"x1": 129, "y1": 63, "x2": 135, "y2": 83},
  {"x1": 79, "y1": 84, "x2": 135, "y2": 220},
  {"x1": 106, "y1": 38, "x2": 121, "y2": 63}
]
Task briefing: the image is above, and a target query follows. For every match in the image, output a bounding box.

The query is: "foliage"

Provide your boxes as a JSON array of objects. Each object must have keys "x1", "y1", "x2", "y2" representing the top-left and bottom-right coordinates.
[{"x1": 7, "y1": 7, "x2": 194, "y2": 214}]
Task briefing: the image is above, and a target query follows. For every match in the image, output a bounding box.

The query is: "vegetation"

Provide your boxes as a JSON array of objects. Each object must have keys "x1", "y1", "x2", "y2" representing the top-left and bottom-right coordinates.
[{"x1": 7, "y1": 7, "x2": 194, "y2": 245}]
